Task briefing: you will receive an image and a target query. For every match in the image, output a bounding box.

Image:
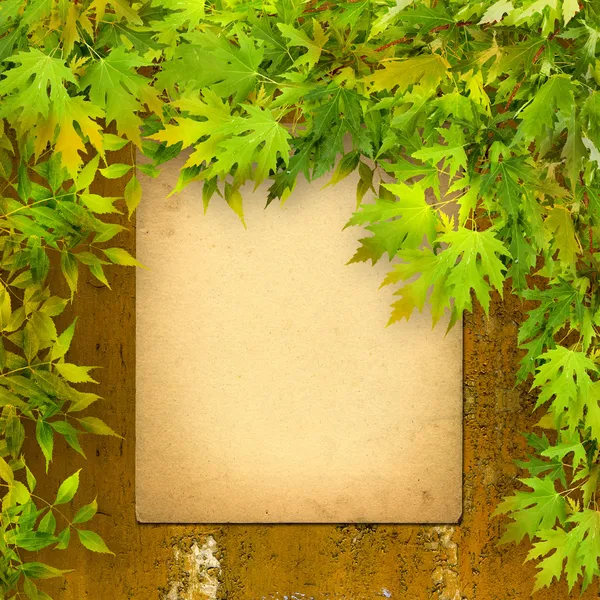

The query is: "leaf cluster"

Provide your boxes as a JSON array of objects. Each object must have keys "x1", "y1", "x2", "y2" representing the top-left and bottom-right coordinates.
[{"x1": 0, "y1": 0, "x2": 599, "y2": 595}]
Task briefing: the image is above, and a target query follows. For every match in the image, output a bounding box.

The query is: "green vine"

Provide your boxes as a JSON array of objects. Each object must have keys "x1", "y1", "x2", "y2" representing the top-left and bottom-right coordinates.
[{"x1": 0, "y1": 0, "x2": 598, "y2": 596}]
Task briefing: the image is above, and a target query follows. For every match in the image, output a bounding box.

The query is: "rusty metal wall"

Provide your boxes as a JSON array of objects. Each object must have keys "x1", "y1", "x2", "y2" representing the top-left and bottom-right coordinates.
[{"x1": 27, "y1": 170, "x2": 596, "y2": 600}]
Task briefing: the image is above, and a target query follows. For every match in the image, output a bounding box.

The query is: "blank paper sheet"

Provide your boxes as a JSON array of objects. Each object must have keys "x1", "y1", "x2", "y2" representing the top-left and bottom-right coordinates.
[{"x1": 135, "y1": 156, "x2": 462, "y2": 523}]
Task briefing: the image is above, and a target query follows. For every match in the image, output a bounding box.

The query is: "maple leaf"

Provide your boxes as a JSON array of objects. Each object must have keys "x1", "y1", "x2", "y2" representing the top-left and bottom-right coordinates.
[
  {"x1": 528, "y1": 527, "x2": 581, "y2": 591},
  {"x1": 207, "y1": 105, "x2": 291, "y2": 184},
  {"x1": 151, "y1": 94, "x2": 290, "y2": 186},
  {"x1": 479, "y1": 0, "x2": 514, "y2": 24},
  {"x1": 544, "y1": 205, "x2": 580, "y2": 265},
  {"x1": 513, "y1": 0, "x2": 561, "y2": 34},
  {"x1": 434, "y1": 228, "x2": 511, "y2": 314},
  {"x1": 0, "y1": 49, "x2": 75, "y2": 129},
  {"x1": 494, "y1": 476, "x2": 566, "y2": 544},
  {"x1": 345, "y1": 181, "x2": 437, "y2": 258},
  {"x1": 149, "y1": 90, "x2": 231, "y2": 159},
  {"x1": 480, "y1": 157, "x2": 532, "y2": 219},
  {"x1": 516, "y1": 433, "x2": 566, "y2": 486},
  {"x1": 80, "y1": 47, "x2": 162, "y2": 145},
  {"x1": 334, "y1": 1, "x2": 370, "y2": 28},
  {"x1": 369, "y1": 0, "x2": 414, "y2": 38},
  {"x1": 179, "y1": 30, "x2": 264, "y2": 104},
  {"x1": 398, "y1": 2, "x2": 455, "y2": 33},
  {"x1": 89, "y1": 0, "x2": 142, "y2": 25},
  {"x1": 528, "y1": 509, "x2": 600, "y2": 592},
  {"x1": 505, "y1": 219, "x2": 537, "y2": 291},
  {"x1": 532, "y1": 346, "x2": 597, "y2": 429},
  {"x1": 540, "y1": 430, "x2": 587, "y2": 471},
  {"x1": 412, "y1": 125, "x2": 468, "y2": 180},
  {"x1": 517, "y1": 76, "x2": 574, "y2": 144},
  {"x1": 582, "y1": 381, "x2": 600, "y2": 444},
  {"x1": 278, "y1": 19, "x2": 329, "y2": 70},
  {"x1": 55, "y1": 97, "x2": 104, "y2": 176},
  {"x1": 160, "y1": 0, "x2": 206, "y2": 30},
  {"x1": 381, "y1": 248, "x2": 451, "y2": 325},
  {"x1": 516, "y1": 281, "x2": 583, "y2": 379},
  {"x1": 569, "y1": 509, "x2": 600, "y2": 590},
  {"x1": 366, "y1": 54, "x2": 451, "y2": 94},
  {"x1": 305, "y1": 84, "x2": 372, "y2": 178}
]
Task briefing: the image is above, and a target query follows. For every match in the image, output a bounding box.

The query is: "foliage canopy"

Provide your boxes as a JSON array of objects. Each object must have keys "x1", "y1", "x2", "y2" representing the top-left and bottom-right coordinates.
[{"x1": 0, "y1": 0, "x2": 598, "y2": 595}]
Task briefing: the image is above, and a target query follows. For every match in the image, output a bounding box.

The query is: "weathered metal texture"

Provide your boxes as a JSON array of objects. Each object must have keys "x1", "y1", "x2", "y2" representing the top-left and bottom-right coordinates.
[{"x1": 27, "y1": 168, "x2": 597, "y2": 599}]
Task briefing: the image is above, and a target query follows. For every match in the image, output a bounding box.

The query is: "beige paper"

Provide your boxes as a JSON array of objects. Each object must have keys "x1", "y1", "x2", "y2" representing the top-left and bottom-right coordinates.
[{"x1": 136, "y1": 156, "x2": 462, "y2": 523}]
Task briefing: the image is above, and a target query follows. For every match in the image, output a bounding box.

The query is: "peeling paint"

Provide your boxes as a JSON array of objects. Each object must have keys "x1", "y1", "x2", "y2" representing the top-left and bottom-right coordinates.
[
  {"x1": 429, "y1": 527, "x2": 464, "y2": 600},
  {"x1": 165, "y1": 536, "x2": 221, "y2": 600}
]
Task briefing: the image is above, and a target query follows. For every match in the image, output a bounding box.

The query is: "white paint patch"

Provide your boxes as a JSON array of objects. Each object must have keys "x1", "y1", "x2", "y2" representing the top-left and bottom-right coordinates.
[
  {"x1": 165, "y1": 536, "x2": 221, "y2": 600},
  {"x1": 430, "y1": 526, "x2": 464, "y2": 600}
]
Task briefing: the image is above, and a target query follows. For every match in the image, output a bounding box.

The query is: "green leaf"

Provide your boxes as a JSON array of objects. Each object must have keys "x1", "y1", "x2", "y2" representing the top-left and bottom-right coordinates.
[
  {"x1": 76, "y1": 529, "x2": 113, "y2": 554},
  {"x1": 40, "y1": 297, "x2": 68, "y2": 317},
  {"x1": 51, "y1": 318, "x2": 77, "y2": 361},
  {"x1": 14, "y1": 532, "x2": 56, "y2": 551},
  {"x1": 30, "y1": 244, "x2": 49, "y2": 285},
  {"x1": 29, "y1": 311, "x2": 57, "y2": 344},
  {"x1": 80, "y1": 193, "x2": 121, "y2": 215},
  {"x1": 88, "y1": 262, "x2": 110, "y2": 288},
  {"x1": 35, "y1": 418, "x2": 53, "y2": 472},
  {"x1": 528, "y1": 527, "x2": 580, "y2": 592},
  {"x1": 23, "y1": 321, "x2": 39, "y2": 363},
  {"x1": 411, "y1": 125, "x2": 467, "y2": 179},
  {"x1": 6, "y1": 413, "x2": 25, "y2": 458},
  {"x1": 345, "y1": 182, "x2": 437, "y2": 259},
  {"x1": 124, "y1": 175, "x2": 142, "y2": 217},
  {"x1": 0, "y1": 49, "x2": 75, "y2": 127},
  {"x1": 67, "y1": 392, "x2": 101, "y2": 413},
  {"x1": 73, "y1": 498, "x2": 97, "y2": 524},
  {"x1": 366, "y1": 54, "x2": 450, "y2": 93},
  {"x1": 99, "y1": 163, "x2": 132, "y2": 179},
  {"x1": 54, "y1": 470, "x2": 80, "y2": 505},
  {"x1": 0, "y1": 456, "x2": 14, "y2": 484},
  {"x1": 76, "y1": 416, "x2": 120, "y2": 437},
  {"x1": 93, "y1": 222, "x2": 126, "y2": 244},
  {"x1": 55, "y1": 526, "x2": 71, "y2": 550},
  {"x1": 370, "y1": 0, "x2": 414, "y2": 37},
  {"x1": 383, "y1": 247, "x2": 450, "y2": 325},
  {"x1": 435, "y1": 228, "x2": 511, "y2": 314},
  {"x1": 76, "y1": 154, "x2": 100, "y2": 191},
  {"x1": 544, "y1": 205, "x2": 579, "y2": 265},
  {"x1": 479, "y1": 0, "x2": 514, "y2": 24},
  {"x1": 60, "y1": 250, "x2": 79, "y2": 299},
  {"x1": 80, "y1": 46, "x2": 161, "y2": 144},
  {"x1": 102, "y1": 247, "x2": 143, "y2": 267},
  {"x1": 568, "y1": 509, "x2": 600, "y2": 590},
  {"x1": 532, "y1": 346, "x2": 597, "y2": 429},
  {"x1": 562, "y1": 0, "x2": 580, "y2": 24},
  {"x1": 0, "y1": 286, "x2": 11, "y2": 330},
  {"x1": 20, "y1": 562, "x2": 72, "y2": 579},
  {"x1": 278, "y1": 19, "x2": 329, "y2": 70},
  {"x1": 38, "y1": 510, "x2": 57, "y2": 535},
  {"x1": 25, "y1": 465, "x2": 36, "y2": 492},
  {"x1": 517, "y1": 76, "x2": 574, "y2": 144},
  {"x1": 23, "y1": 576, "x2": 38, "y2": 599},
  {"x1": 494, "y1": 476, "x2": 567, "y2": 544},
  {"x1": 540, "y1": 431, "x2": 586, "y2": 471},
  {"x1": 55, "y1": 363, "x2": 98, "y2": 384},
  {"x1": 103, "y1": 134, "x2": 129, "y2": 151}
]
